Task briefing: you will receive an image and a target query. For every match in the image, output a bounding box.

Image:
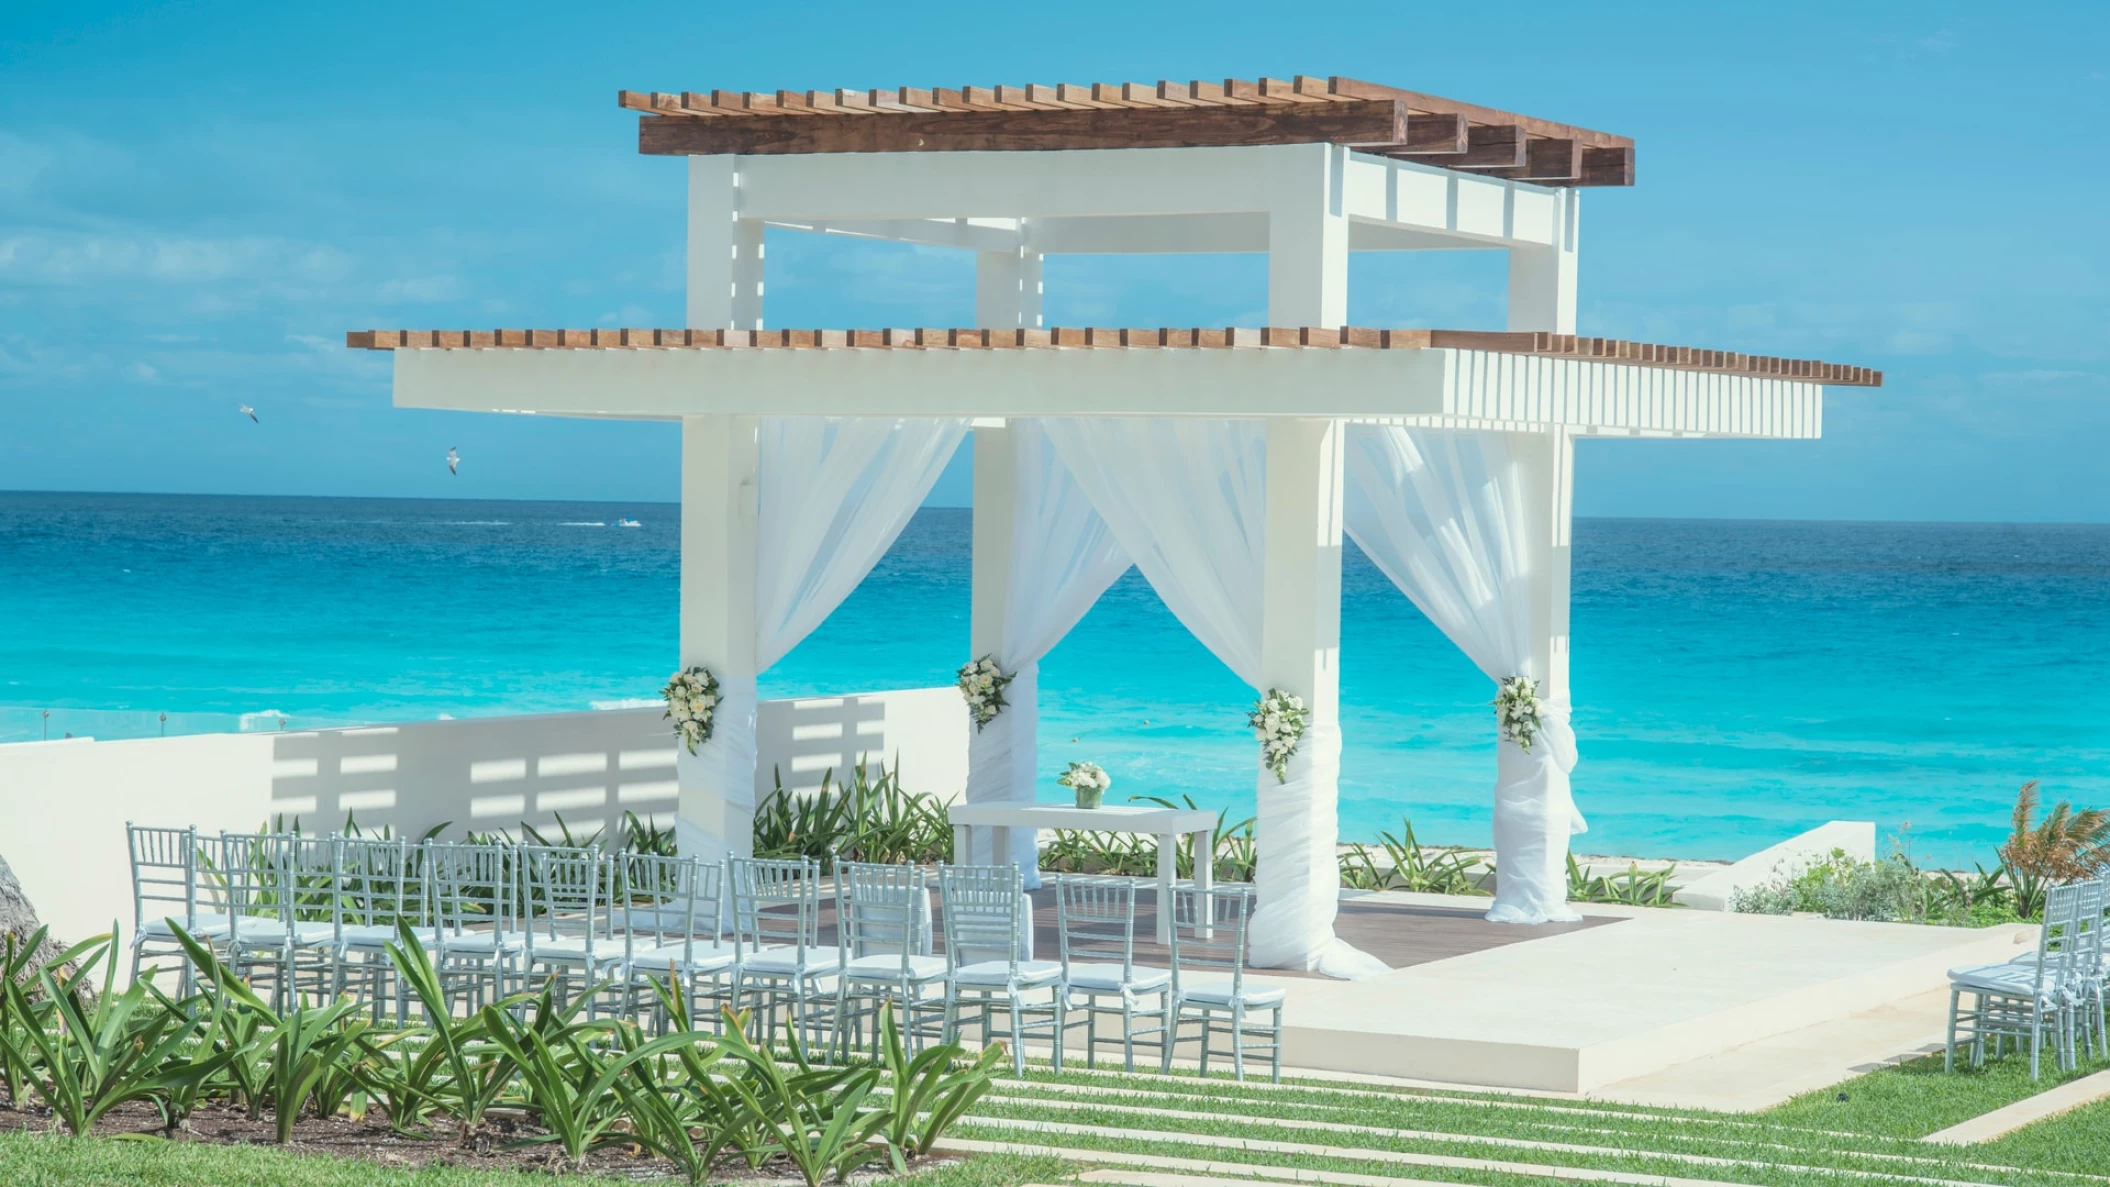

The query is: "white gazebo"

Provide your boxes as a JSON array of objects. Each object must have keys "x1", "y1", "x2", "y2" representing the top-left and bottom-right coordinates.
[{"x1": 351, "y1": 75, "x2": 1878, "y2": 980}]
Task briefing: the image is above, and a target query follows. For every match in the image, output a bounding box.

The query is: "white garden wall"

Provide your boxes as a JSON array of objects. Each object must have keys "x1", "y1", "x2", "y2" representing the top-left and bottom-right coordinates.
[{"x1": 0, "y1": 688, "x2": 965, "y2": 951}]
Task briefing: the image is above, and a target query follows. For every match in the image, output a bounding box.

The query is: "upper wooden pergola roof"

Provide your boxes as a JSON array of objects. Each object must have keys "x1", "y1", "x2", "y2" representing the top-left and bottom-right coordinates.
[
  {"x1": 619, "y1": 76, "x2": 1635, "y2": 187},
  {"x1": 348, "y1": 327, "x2": 1877, "y2": 386}
]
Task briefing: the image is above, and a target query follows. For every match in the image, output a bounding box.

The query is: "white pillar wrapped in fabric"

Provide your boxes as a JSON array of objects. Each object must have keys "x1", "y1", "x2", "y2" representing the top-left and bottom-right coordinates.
[
  {"x1": 676, "y1": 414, "x2": 762, "y2": 862},
  {"x1": 964, "y1": 421, "x2": 1129, "y2": 882},
  {"x1": 1251, "y1": 417, "x2": 1386, "y2": 978},
  {"x1": 677, "y1": 416, "x2": 969, "y2": 861},
  {"x1": 1044, "y1": 416, "x2": 1385, "y2": 979},
  {"x1": 1341, "y1": 426, "x2": 1586, "y2": 924}
]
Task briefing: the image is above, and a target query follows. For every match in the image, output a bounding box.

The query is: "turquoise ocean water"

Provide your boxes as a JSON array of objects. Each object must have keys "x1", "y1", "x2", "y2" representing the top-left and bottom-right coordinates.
[{"x1": 3, "y1": 490, "x2": 2106, "y2": 866}]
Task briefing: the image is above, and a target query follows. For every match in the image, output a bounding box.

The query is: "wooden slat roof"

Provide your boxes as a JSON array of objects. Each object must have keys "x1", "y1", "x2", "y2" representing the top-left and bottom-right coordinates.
[
  {"x1": 347, "y1": 327, "x2": 1877, "y2": 386},
  {"x1": 619, "y1": 76, "x2": 1635, "y2": 187}
]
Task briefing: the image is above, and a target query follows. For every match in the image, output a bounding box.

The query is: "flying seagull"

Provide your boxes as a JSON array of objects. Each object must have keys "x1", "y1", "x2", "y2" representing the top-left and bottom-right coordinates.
[
  {"x1": 446, "y1": 446, "x2": 460, "y2": 476},
  {"x1": 240, "y1": 405, "x2": 258, "y2": 423}
]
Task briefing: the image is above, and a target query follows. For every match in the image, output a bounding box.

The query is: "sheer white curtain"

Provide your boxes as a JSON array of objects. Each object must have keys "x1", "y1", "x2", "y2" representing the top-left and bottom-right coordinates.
[
  {"x1": 1342, "y1": 425, "x2": 1585, "y2": 924},
  {"x1": 1043, "y1": 418, "x2": 1386, "y2": 979},
  {"x1": 676, "y1": 416, "x2": 969, "y2": 862},
  {"x1": 964, "y1": 421, "x2": 1133, "y2": 885}
]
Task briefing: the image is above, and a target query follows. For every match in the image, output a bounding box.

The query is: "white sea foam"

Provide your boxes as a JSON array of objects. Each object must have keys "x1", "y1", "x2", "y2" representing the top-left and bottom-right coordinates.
[
  {"x1": 591, "y1": 698, "x2": 660, "y2": 711},
  {"x1": 444, "y1": 520, "x2": 510, "y2": 526},
  {"x1": 238, "y1": 709, "x2": 288, "y2": 731},
  {"x1": 560, "y1": 522, "x2": 607, "y2": 527}
]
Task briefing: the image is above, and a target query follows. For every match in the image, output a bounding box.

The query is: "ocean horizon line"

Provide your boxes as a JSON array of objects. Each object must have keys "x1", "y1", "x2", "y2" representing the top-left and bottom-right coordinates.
[{"x1": 3, "y1": 488, "x2": 2108, "y2": 531}]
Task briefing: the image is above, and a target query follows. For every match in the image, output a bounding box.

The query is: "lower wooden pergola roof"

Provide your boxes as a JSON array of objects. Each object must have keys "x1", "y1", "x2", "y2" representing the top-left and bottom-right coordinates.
[
  {"x1": 347, "y1": 327, "x2": 1880, "y2": 387},
  {"x1": 619, "y1": 76, "x2": 1635, "y2": 187}
]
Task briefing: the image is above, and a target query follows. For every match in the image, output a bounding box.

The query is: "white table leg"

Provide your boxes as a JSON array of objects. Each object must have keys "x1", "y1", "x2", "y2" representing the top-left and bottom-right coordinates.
[
  {"x1": 1155, "y1": 831, "x2": 1176, "y2": 947},
  {"x1": 953, "y1": 824, "x2": 971, "y2": 867}
]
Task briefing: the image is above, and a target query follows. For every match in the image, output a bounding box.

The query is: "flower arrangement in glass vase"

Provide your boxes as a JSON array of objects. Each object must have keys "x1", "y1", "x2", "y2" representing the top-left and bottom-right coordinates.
[
  {"x1": 1248, "y1": 688, "x2": 1308, "y2": 783},
  {"x1": 1058, "y1": 761, "x2": 1111, "y2": 809},
  {"x1": 1492, "y1": 675, "x2": 1544, "y2": 752},
  {"x1": 660, "y1": 665, "x2": 720, "y2": 755},
  {"x1": 955, "y1": 655, "x2": 1013, "y2": 732}
]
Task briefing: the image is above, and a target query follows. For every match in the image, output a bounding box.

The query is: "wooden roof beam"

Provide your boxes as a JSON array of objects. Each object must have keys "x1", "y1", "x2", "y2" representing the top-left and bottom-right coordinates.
[{"x1": 638, "y1": 99, "x2": 1412, "y2": 156}]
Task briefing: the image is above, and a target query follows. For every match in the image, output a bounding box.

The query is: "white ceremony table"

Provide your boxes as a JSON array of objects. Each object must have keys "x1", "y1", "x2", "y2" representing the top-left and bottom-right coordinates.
[{"x1": 946, "y1": 802, "x2": 1217, "y2": 946}]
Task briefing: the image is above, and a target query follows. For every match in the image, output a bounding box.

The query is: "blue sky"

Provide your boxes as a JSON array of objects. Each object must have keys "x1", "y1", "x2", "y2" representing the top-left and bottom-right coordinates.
[{"x1": 2, "y1": 1, "x2": 2105, "y2": 520}]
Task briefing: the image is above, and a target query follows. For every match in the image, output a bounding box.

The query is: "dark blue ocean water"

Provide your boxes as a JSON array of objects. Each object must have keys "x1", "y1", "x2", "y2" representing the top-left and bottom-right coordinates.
[{"x1": 4, "y1": 491, "x2": 2106, "y2": 865}]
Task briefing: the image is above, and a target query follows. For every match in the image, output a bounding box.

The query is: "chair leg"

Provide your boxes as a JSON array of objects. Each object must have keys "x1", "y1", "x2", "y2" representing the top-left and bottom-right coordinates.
[{"x1": 1010, "y1": 997, "x2": 1025, "y2": 1077}]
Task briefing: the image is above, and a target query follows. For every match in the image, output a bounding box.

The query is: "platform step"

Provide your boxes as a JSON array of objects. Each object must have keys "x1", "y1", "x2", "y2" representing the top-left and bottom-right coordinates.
[{"x1": 1589, "y1": 986, "x2": 1954, "y2": 1112}]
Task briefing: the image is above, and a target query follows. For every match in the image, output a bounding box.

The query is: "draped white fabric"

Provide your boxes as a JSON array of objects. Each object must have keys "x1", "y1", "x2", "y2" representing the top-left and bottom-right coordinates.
[
  {"x1": 676, "y1": 416, "x2": 969, "y2": 865},
  {"x1": 1042, "y1": 419, "x2": 1266, "y2": 684},
  {"x1": 1042, "y1": 418, "x2": 1385, "y2": 979},
  {"x1": 1341, "y1": 425, "x2": 1586, "y2": 925},
  {"x1": 964, "y1": 421, "x2": 1134, "y2": 886},
  {"x1": 755, "y1": 417, "x2": 971, "y2": 671}
]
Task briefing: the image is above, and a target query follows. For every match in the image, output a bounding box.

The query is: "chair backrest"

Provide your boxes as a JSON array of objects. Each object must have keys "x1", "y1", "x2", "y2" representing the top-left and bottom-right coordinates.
[
  {"x1": 430, "y1": 842, "x2": 523, "y2": 939},
  {"x1": 728, "y1": 856, "x2": 822, "y2": 963},
  {"x1": 836, "y1": 861, "x2": 928, "y2": 974},
  {"x1": 618, "y1": 852, "x2": 714, "y2": 971},
  {"x1": 127, "y1": 823, "x2": 199, "y2": 933},
  {"x1": 1167, "y1": 882, "x2": 1255, "y2": 1000},
  {"x1": 335, "y1": 837, "x2": 420, "y2": 933},
  {"x1": 216, "y1": 832, "x2": 295, "y2": 944},
  {"x1": 2032, "y1": 880, "x2": 2089, "y2": 998},
  {"x1": 939, "y1": 864, "x2": 1024, "y2": 975},
  {"x1": 1052, "y1": 873, "x2": 1140, "y2": 981},
  {"x1": 2070, "y1": 878, "x2": 2108, "y2": 980},
  {"x1": 285, "y1": 834, "x2": 340, "y2": 924},
  {"x1": 522, "y1": 846, "x2": 612, "y2": 950}
]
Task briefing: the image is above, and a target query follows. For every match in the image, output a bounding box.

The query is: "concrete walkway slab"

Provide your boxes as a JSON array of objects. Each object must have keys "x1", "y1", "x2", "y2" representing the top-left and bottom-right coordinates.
[{"x1": 1922, "y1": 1068, "x2": 2110, "y2": 1145}]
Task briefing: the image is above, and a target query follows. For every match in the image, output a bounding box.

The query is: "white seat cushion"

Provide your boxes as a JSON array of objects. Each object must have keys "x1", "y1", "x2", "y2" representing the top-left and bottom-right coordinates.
[
  {"x1": 526, "y1": 938, "x2": 615, "y2": 965},
  {"x1": 1949, "y1": 962, "x2": 2053, "y2": 997},
  {"x1": 1065, "y1": 962, "x2": 1172, "y2": 993},
  {"x1": 229, "y1": 920, "x2": 335, "y2": 948},
  {"x1": 140, "y1": 913, "x2": 231, "y2": 941},
  {"x1": 952, "y1": 959, "x2": 1063, "y2": 989},
  {"x1": 627, "y1": 942, "x2": 737, "y2": 975},
  {"x1": 741, "y1": 949, "x2": 843, "y2": 976},
  {"x1": 1179, "y1": 979, "x2": 1287, "y2": 1008},
  {"x1": 843, "y1": 953, "x2": 948, "y2": 982},
  {"x1": 437, "y1": 930, "x2": 527, "y2": 955},
  {"x1": 339, "y1": 924, "x2": 442, "y2": 952}
]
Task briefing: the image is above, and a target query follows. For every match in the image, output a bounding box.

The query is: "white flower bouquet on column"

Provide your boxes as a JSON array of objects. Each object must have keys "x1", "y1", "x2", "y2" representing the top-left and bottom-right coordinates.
[
  {"x1": 661, "y1": 665, "x2": 720, "y2": 755},
  {"x1": 956, "y1": 654, "x2": 1013, "y2": 732},
  {"x1": 1493, "y1": 675, "x2": 1544, "y2": 752},
  {"x1": 1058, "y1": 761, "x2": 1111, "y2": 809},
  {"x1": 1248, "y1": 689, "x2": 1308, "y2": 784}
]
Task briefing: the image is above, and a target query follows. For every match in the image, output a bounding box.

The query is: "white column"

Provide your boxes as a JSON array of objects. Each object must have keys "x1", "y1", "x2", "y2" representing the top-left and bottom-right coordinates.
[
  {"x1": 966, "y1": 242, "x2": 1043, "y2": 877},
  {"x1": 1250, "y1": 146, "x2": 1352, "y2": 971},
  {"x1": 1248, "y1": 417, "x2": 1349, "y2": 971},
  {"x1": 1507, "y1": 188, "x2": 1579, "y2": 334},
  {"x1": 686, "y1": 155, "x2": 764, "y2": 331},
  {"x1": 1266, "y1": 143, "x2": 1350, "y2": 327},
  {"x1": 677, "y1": 153, "x2": 765, "y2": 862},
  {"x1": 1498, "y1": 425, "x2": 1578, "y2": 913},
  {"x1": 677, "y1": 416, "x2": 761, "y2": 862}
]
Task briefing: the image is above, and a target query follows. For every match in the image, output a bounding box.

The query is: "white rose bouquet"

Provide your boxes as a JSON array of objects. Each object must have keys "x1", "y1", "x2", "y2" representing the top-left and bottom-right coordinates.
[
  {"x1": 1058, "y1": 760, "x2": 1111, "y2": 808},
  {"x1": 1493, "y1": 675, "x2": 1543, "y2": 752},
  {"x1": 956, "y1": 654, "x2": 1013, "y2": 732},
  {"x1": 1248, "y1": 688, "x2": 1308, "y2": 783},
  {"x1": 661, "y1": 665, "x2": 720, "y2": 755}
]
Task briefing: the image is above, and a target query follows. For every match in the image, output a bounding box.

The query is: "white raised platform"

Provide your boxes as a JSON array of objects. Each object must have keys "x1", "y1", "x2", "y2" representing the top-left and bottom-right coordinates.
[{"x1": 1258, "y1": 892, "x2": 2031, "y2": 1097}]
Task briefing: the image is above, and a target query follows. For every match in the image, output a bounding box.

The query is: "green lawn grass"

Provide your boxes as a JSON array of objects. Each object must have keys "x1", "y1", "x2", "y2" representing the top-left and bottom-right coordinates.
[
  {"x1": 0, "y1": 1130, "x2": 1067, "y2": 1187},
  {"x1": 1766, "y1": 1048, "x2": 2110, "y2": 1140}
]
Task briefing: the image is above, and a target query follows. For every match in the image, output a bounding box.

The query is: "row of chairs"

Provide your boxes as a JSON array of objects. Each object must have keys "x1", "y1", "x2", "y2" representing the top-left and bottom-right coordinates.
[
  {"x1": 127, "y1": 824, "x2": 1286, "y2": 1080},
  {"x1": 1946, "y1": 873, "x2": 2110, "y2": 1078}
]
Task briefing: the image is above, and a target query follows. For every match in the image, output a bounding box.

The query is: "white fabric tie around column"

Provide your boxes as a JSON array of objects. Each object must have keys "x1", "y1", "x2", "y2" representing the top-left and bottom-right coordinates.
[
  {"x1": 1342, "y1": 425, "x2": 1586, "y2": 925},
  {"x1": 680, "y1": 416, "x2": 969, "y2": 862},
  {"x1": 1043, "y1": 417, "x2": 1385, "y2": 979},
  {"x1": 963, "y1": 421, "x2": 1132, "y2": 887}
]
